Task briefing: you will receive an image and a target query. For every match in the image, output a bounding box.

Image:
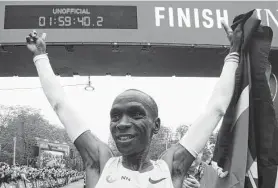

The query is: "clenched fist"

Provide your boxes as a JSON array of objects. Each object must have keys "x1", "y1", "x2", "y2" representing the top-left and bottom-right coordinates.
[
  {"x1": 221, "y1": 20, "x2": 243, "y2": 53},
  {"x1": 26, "y1": 30, "x2": 47, "y2": 57}
]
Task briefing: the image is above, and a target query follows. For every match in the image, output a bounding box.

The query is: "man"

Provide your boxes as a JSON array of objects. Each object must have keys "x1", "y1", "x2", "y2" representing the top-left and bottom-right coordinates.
[{"x1": 25, "y1": 20, "x2": 242, "y2": 188}]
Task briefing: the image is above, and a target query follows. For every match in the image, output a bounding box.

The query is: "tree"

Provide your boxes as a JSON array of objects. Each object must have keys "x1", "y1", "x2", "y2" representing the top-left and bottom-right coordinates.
[
  {"x1": 0, "y1": 105, "x2": 83, "y2": 170},
  {"x1": 175, "y1": 124, "x2": 190, "y2": 139},
  {"x1": 149, "y1": 126, "x2": 172, "y2": 160},
  {"x1": 200, "y1": 132, "x2": 218, "y2": 163}
]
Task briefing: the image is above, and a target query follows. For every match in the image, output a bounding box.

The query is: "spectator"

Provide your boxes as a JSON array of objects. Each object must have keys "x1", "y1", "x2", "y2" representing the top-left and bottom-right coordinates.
[{"x1": 0, "y1": 162, "x2": 84, "y2": 188}]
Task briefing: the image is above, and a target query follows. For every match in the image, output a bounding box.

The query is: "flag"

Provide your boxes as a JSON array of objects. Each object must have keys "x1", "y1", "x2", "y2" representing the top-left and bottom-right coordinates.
[
  {"x1": 246, "y1": 16, "x2": 276, "y2": 188},
  {"x1": 200, "y1": 9, "x2": 277, "y2": 188}
]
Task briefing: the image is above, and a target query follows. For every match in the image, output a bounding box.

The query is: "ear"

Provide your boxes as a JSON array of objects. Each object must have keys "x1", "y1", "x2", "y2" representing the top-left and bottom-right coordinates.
[{"x1": 153, "y1": 118, "x2": 161, "y2": 134}]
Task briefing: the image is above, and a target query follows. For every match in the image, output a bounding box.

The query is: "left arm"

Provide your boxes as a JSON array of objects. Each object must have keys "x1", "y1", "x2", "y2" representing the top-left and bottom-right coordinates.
[
  {"x1": 164, "y1": 51, "x2": 239, "y2": 186},
  {"x1": 161, "y1": 21, "x2": 243, "y2": 187},
  {"x1": 178, "y1": 51, "x2": 239, "y2": 159}
]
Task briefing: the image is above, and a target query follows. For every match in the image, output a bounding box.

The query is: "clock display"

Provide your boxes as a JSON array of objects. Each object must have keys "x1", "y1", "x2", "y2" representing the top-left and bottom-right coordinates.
[{"x1": 4, "y1": 5, "x2": 138, "y2": 29}]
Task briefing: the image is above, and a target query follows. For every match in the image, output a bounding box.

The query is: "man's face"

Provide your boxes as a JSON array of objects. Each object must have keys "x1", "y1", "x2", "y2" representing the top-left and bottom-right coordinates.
[{"x1": 110, "y1": 90, "x2": 160, "y2": 155}]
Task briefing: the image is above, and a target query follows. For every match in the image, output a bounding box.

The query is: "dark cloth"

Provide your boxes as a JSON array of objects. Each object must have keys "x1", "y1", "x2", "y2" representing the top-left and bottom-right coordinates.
[{"x1": 201, "y1": 9, "x2": 276, "y2": 188}]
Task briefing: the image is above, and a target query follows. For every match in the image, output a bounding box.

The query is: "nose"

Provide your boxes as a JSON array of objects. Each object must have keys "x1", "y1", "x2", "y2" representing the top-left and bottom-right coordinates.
[{"x1": 116, "y1": 115, "x2": 132, "y2": 130}]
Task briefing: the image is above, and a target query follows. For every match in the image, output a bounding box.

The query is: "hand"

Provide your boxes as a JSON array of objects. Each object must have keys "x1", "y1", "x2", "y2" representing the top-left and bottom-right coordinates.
[
  {"x1": 222, "y1": 21, "x2": 243, "y2": 53},
  {"x1": 211, "y1": 161, "x2": 228, "y2": 178},
  {"x1": 183, "y1": 175, "x2": 200, "y2": 188},
  {"x1": 26, "y1": 30, "x2": 47, "y2": 57}
]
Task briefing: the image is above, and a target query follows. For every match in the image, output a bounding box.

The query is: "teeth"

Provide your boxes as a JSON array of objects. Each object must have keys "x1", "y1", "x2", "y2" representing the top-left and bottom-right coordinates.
[{"x1": 119, "y1": 136, "x2": 133, "y2": 141}]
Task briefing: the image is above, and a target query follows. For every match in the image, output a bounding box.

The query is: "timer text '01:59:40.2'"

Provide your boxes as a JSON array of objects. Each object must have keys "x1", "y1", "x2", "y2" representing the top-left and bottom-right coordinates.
[{"x1": 38, "y1": 16, "x2": 104, "y2": 27}]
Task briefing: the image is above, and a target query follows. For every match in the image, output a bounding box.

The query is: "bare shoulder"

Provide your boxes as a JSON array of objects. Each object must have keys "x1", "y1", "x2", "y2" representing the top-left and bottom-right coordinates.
[
  {"x1": 74, "y1": 130, "x2": 113, "y2": 174},
  {"x1": 160, "y1": 144, "x2": 195, "y2": 184}
]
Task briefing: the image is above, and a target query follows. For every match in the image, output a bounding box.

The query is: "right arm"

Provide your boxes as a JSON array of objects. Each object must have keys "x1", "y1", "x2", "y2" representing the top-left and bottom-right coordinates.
[{"x1": 26, "y1": 32, "x2": 113, "y2": 186}]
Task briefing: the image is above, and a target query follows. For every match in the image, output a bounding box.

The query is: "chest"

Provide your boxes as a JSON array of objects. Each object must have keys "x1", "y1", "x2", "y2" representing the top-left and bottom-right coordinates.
[
  {"x1": 98, "y1": 172, "x2": 170, "y2": 188},
  {"x1": 95, "y1": 163, "x2": 173, "y2": 188}
]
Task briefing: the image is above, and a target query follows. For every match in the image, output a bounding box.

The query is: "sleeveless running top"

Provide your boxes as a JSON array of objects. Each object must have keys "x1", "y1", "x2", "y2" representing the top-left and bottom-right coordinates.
[{"x1": 95, "y1": 157, "x2": 174, "y2": 188}]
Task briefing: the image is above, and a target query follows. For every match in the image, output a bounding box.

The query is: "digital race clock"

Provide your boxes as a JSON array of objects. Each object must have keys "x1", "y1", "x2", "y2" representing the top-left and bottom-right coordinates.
[{"x1": 4, "y1": 5, "x2": 138, "y2": 29}]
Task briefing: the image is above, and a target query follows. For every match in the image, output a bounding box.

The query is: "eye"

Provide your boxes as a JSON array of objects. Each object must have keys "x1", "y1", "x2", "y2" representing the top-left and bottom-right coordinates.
[
  {"x1": 132, "y1": 111, "x2": 144, "y2": 119},
  {"x1": 111, "y1": 113, "x2": 121, "y2": 122}
]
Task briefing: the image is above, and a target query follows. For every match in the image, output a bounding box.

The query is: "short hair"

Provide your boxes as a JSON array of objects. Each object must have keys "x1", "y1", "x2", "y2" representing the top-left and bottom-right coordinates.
[{"x1": 121, "y1": 89, "x2": 159, "y2": 118}]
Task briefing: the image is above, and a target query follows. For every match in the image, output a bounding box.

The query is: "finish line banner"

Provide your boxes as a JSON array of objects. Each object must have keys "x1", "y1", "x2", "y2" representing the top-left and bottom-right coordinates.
[{"x1": 0, "y1": 1, "x2": 277, "y2": 47}]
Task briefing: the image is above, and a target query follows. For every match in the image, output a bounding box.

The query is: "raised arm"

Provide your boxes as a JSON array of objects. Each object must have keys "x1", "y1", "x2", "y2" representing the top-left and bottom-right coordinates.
[
  {"x1": 26, "y1": 31, "x2": 112, "y2": 187},
  {"x1": 179, "y1": 22, "x2": 242, "y2": 161},
  {"x1": 162, "y1": 22, "x2": 243, "y2": 186}
]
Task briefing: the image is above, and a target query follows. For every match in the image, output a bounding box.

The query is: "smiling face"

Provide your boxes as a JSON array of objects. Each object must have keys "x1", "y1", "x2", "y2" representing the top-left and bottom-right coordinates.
[{"x1": 110, "y1": 89, "x2": 160, "y2": 156}]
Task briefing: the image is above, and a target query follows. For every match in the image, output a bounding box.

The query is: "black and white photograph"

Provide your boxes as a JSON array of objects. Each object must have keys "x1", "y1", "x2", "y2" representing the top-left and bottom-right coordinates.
[{"x1": 0, "y1": 1, "x2": 278, "y2": 188}]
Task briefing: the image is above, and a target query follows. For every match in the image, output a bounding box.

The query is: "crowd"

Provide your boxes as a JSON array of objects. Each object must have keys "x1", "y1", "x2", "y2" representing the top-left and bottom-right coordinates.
[{"x1": 0, "y1": 162, "x2": 84, "y2": 188}]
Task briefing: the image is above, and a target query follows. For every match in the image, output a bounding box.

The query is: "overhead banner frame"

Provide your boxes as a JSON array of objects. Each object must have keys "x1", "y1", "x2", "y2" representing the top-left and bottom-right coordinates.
[{"x1": 0, "y1": 1, "x2": 277, "y2": 47}]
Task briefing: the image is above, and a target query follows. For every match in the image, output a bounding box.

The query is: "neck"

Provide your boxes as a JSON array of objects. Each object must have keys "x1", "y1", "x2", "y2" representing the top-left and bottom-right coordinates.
[{"x1": 121, "y1": 148, "x2": 152, "y2": 171}]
